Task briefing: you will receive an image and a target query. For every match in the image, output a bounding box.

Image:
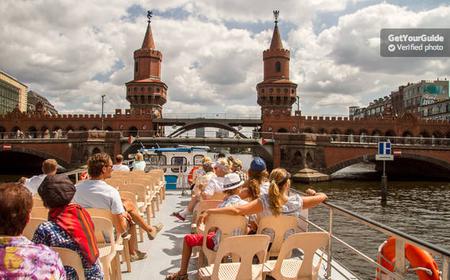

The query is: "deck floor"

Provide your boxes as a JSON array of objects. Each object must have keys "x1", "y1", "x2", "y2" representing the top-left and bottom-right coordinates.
[{"x1": 122, "y1": 190, "x2": 197, "y2": 280}]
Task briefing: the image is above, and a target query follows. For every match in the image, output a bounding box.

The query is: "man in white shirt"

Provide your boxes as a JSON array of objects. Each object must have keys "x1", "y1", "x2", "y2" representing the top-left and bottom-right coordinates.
[
  {"x1": 23, "y1": 159, "x2": 58, "y2": 195},
  {"x1": 202, "y1": 158, "x2": 231, "y2": 200},
  {"x1": 74, "y1": 152, "x2": 152, "y2": 261},
  {"x1": 112, "y1": 154, "x2": 130, "y2": 172}
]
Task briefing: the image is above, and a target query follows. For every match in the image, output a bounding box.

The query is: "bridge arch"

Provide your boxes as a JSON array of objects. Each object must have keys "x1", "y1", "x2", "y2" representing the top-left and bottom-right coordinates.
[
  {"x1": 278, "y1": 128, "x2": 288, "y2": 133},
  {"x1": 385, "y1": 129, "x2": 396, "y2": 137},
  {"x1": 318, "y1": 128, "x2": 327, "y2": 134},
  {"x1": 402, "y1": 130, "x2": 413, "y2": 137},
  {"x1": 0, "y1": 126, "x2": 5, "y2": 138},
  {"x1": 371, "y1": 129, "x2": 382, "y2": 136},
  {"x1": 325, "y1": 153, "x2": 450, "y2": 176},
  {"x1": 28, "y1": 126, "x2": 38, "y2": 138},
  {"x1": 419, "y1": 130, "x2": 430, "y2": 138},
  {"x1": 168, "y1": 122, "x2": 247, "y2": 139},
  {"x1": 0, "y1": 147, "x2": 71, "y2": 170}
]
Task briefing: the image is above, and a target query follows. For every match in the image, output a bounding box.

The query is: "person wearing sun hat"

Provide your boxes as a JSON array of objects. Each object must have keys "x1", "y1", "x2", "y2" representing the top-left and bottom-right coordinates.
[
  {"x1": 165, "y1": 172, "x2": 248, "y2": 280},
  {"x1": 32, "y1": 174, "x2": 103, "y2": 279}
]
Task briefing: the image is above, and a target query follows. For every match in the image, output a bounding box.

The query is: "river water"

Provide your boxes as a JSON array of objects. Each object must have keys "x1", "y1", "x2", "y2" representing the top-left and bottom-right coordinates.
[{"x1": 293, "y1": 164, "x2": 450, "y2": 279}]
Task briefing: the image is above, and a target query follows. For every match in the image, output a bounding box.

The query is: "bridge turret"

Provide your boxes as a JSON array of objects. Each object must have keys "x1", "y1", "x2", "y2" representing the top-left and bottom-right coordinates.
[
  {"x1": 126, "y1": 10, "x2": 167, "y2": 120},
  {"x1": 257, "y1": 11, "x2": 297, "y2": 119}
]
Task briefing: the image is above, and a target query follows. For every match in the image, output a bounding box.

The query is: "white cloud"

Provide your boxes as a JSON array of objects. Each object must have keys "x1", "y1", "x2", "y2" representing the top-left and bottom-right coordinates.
[{"x1": 0, "y1": 0, "x2": 449, "y2": 117}]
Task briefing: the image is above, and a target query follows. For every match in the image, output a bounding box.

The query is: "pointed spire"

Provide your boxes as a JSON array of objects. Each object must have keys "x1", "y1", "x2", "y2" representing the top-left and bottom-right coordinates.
[
  {"x1": 269, "y1": 10, "x2": 283, "y2": 50},
  {"x1": 141, "y1": 11, "x2": 156, "y2": 49}
]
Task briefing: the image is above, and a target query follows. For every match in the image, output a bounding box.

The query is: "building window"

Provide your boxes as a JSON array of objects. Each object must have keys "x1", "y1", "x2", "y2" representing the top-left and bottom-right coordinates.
[
  {"x1": 135, "y1": 61, "x2": 138, "y2": 72},
  {"x1": 275, "y1": 61, "x2": 281, "y2": 72}
]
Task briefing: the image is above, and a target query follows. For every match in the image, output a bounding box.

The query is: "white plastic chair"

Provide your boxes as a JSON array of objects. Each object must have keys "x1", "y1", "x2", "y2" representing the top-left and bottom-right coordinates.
[
  {"x1": 52, "y1": 247, "x2": 86, "y2": 280},
  {"x1": 90, "y1": 216, "x2": 121, "y2": 280},
  {"x1": 257, "y1": 215, "x2": 298, "y2": 258},
  {"x1": 198, "y1": 234, "x2": 270, "y2": 280},
  {"x1": 264, "y1": 232, "x2": 329, "y2": 280},
  {"x1": 201, "y1": 214, "x2": 247, "y2": 267},
  {"x1": 23, "y1": 218, "x2": 46, "y2": 239}
]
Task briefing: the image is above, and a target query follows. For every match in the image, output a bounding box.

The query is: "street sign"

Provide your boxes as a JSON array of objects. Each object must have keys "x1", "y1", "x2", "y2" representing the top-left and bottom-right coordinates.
[
  {"x1": 2, "y1": 144, "x2": 11, "y2": 150},
  {"x1": 376, "y1": 154, "x2": 394, "y2": 161},
  {"x1": 378, "y1": 141, "x2": 391, "y2": 155},
  {"x1": 377, "y1": 142, "x2": 393, "y2": 161}
]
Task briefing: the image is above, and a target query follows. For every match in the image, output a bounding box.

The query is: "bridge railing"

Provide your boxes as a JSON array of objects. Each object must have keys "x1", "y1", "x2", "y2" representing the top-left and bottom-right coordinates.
[
  {"x1": 161, "y1": 113, "x2": 261, "y2": 119},
  {"x1": 256, "y1": 132, "x2": 450, "y2": 147},
  {"x1": 328, "y1": 134, "x2": 450, "y2": 147}
]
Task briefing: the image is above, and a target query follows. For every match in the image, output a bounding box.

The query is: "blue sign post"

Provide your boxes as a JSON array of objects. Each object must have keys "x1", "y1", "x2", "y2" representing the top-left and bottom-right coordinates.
[{"x1": 376, "y1": 141, "x2": 393, "y2": 205}]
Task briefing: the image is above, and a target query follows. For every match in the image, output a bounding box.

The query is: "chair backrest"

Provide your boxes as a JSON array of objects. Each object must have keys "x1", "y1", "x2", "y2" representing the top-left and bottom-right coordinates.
[
  {"x1": 271, "y1": 232, "x2": 329, "y2": 280},
  {"x1": 118, "y1": 183, "x2": 149, "y2": 202},
  {"x1": 31, "y1": 207, "x2": 49, "y2": 219},
  {"x1": 33, "y1": 197, "x2": 44, "y2": 207},
  {"x1": 202, "y1": 213, "x2": 247, "y2": 265},
  {"x1": 256, "y1": 215, "x2": 298, "y2": 258},
  {"x1": 194, "y1": 200, "x2": 222, "y2": 216},
  {"x1": 23, "y1": 218, "x2": 46, "y2": 239},
  {"x1": 211, "y1": 235, "x2": 270, "y2": 280},
  {"x1": 86, "y1": 208, "x2": 114, "y2": 243},
  {"x1": 52, "y1": 247, "x2": 86, "y2": 280},
  {"x1": 90, "y1": 216, "x2": 116, "y2": 261}
]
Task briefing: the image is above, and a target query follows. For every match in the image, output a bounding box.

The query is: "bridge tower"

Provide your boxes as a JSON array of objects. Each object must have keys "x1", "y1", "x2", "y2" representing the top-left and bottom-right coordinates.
[
  {"x1": 126, "y1": 11, "x2": 167, "y2": 118},
  {"x1": 256, "y1": 11, "x2": 297, "y2": 120}
]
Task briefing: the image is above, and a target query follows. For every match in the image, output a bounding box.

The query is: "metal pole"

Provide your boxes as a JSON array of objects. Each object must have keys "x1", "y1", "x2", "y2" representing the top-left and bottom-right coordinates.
[
  {"x1": 296, "y1": 95, "x2": 300, "y2": 133},
  {"x1": 326, "y1": 208, "x2": 333, "y2": 279},
  {"x1": 101, "y1": 94, "x2": 105, "y2": 130},
  {"x1": 381, "y1": 160, "x2": 387, "y2": 205}
]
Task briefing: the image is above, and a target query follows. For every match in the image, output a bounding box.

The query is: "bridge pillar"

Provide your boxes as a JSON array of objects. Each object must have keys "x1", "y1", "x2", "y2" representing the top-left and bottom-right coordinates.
[
  {"x1": 273, "y1": 142, "x2": 281, "y2": 168},
  {"x1": 67, "y1": 131, "x2": 122, "y2": 166}
]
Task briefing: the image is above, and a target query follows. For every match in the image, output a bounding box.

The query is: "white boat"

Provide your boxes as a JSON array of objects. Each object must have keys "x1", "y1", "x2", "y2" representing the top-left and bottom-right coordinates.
[{"x1": 135, "y1": 146, "x2": 253, "y2": 190}]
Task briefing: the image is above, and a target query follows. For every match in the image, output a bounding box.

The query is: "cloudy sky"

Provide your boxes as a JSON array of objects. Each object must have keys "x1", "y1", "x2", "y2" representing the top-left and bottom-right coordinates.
[{"x1": 1, "y1": 0, "x2": 449, "y2": 117}]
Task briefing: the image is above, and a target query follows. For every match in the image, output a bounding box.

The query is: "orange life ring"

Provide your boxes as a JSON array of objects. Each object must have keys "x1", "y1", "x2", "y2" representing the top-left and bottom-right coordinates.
[{"x1": 376, "y1": 237, "x2": 440, "y2": 280}]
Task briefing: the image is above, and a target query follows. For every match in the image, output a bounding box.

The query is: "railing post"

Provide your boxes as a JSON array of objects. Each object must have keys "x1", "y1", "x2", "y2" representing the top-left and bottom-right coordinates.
[
  {"x1": 326, "y1": 207, "x2": 333, "y2": 279},
  {"x1": 394, "y1": 238, "x2": 407, "y2": 275}
]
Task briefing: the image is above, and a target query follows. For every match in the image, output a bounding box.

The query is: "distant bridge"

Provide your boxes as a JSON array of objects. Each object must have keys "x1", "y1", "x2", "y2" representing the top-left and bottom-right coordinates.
[
  {"x1": 153, "y1": 117, "x2": 262, "y2": 139},
  {"x1": 1, "y1": 131, "x2": 450, "y2": 179}
]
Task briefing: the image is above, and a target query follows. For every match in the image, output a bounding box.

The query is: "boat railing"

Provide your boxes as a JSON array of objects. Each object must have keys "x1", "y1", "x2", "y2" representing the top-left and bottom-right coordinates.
[
  {"x1": 291, "y1": 189, "x2": 450, "y2": 279},
  {"x1": 61, "y1": 168, "x2": 86, "y2": 184}
]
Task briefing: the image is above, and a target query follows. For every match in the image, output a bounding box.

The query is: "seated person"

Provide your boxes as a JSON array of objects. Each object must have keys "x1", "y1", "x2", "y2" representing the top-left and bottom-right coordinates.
[
  {"x1": 21, "y1": 159, "x2": 58, "y2": 195},
  {"x1": 74, "y1": 152, "x2": 161, "y2": 261},
  {"x1": 239, "y1": 157, "x2": 269, "y2": 201},
  {"x1": 33, "y1": 174, "x2": 102, "y2": 279},
  {"x1": 200, "y1": 168, "x2": 327, "y2": 236},
  {"x1": 201, "y1": 157, "x2": 231, "y2": 200},
  {"x1": 132, "y1": 153, "x2": 146, "y2": 171},
  {"x1": 172, "y1": 157, "x2": 215, "y2": 221},
  {"x1": 112, "y1": 154, "x2": 130, "y2": 172},
  {"x1": 166, "y1": 173, "x2": 248, "y2": 280},
  {"x1": 0, "y1": 182, "x2": 65, "y2": 279}
]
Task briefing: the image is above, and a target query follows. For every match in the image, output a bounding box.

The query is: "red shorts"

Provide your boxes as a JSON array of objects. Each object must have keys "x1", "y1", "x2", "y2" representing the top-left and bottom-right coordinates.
[{"x1": 184, "y1": 232, "x2": 215, "y2": 250}]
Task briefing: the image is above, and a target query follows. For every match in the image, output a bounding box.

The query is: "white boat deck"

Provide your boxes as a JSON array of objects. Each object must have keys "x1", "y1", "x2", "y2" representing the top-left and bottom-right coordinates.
[
  {"x1": 122, "y1": 190, "x2": 197, "y2": 279},
  {"x1": 121, "y1": 190, "x2": 359, "y2": 280}
]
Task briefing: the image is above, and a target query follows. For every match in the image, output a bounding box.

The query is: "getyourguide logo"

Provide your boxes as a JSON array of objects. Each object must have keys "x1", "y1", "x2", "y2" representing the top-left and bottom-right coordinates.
[
  {"x1": 387, "y1": 34, "x2": 444, "y2": 42},
  {"x1": 380, "y1": 28, "x2": 450, "y2": 57}
]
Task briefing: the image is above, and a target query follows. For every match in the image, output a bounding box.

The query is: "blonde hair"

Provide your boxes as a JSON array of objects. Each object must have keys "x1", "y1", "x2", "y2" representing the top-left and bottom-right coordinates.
[
  {"x1": 135, "y1": 152, "x2": 144, "y2": 161},
  {"x1": 215, "y1": 157, "x2": 231, "y2": 173},
  {"x1": 268, "y1": 168, "x2": 290, "y2": 216},
  {"x1": 245, "y1": 169, "x2": 269, "y2": 200}
]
